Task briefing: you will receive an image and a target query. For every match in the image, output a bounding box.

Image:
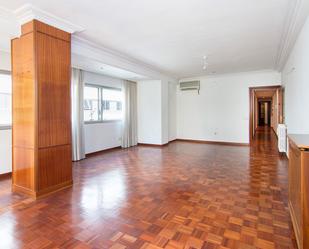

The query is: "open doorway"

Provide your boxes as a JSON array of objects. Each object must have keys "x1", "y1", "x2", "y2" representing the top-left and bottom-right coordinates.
[
  {"x1": 249, "y1": 85, "x2": 283, "y2": 143},
  {"x1": 258, "y1": 100, "x2": 271, "y2": 126}
]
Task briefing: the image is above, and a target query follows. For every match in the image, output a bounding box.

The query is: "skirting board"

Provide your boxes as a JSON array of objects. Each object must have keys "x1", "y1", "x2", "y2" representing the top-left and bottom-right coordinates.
[
  {"x1": 86, "y1": 146, "x2": 122, "y2": 157},
  {"x1": 288, "y1": 202, "x2": 301, "y2": 249},
  {"x1": 175, "y1": 139, "x2": 249, "y2": 146},
  {"x1": 0, "y1": 172, "x2": 12, "y2": 179},
  {"x1": 12, "y1": 180, "x2": 73, "y2": 200},
  {"x1": 138, "y1": 143, "x2": 169, "y2": 147}
]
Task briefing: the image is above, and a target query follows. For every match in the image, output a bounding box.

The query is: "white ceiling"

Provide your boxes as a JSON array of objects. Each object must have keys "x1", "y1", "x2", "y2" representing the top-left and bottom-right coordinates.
[
  {"x1": 72, "y1": 54, "x2": 148, "y2": 81},
  {"x1": 0, "y1": 0, "x2": 295, "y2": 78}
]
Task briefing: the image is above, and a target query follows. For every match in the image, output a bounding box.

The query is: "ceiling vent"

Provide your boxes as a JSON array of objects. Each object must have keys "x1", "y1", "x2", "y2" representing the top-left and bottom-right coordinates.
[{"x1": 179, "y1": 81, "x2": 200, "y2": 93}]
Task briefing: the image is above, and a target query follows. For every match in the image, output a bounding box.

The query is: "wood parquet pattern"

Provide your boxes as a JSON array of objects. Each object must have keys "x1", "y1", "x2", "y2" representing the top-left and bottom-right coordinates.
[{"x1": 0, "y1": 127, "x2": 297, "y2": 248}]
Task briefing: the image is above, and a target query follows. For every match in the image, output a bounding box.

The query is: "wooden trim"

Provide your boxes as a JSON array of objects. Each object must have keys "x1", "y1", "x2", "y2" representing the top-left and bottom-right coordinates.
[
  {"x1": 35, "y1": 180, "x2": 73, "y2": 199},
  {"x1": 249, "y1": 88, "x2": 253, "y2": 144},
  {"x1": 85, "y1": 146, "x2": 122, "y2": 158},
  {"x1": 86, "y1": 141, "x2": 176, "y2": 156},
  {"x1": 175, "y1": 139, "x2": 249, "y2": 146},
  {"x1": 0, "y1": 172, "x2": 12, "y2": 180},
  {"x1": 289, "y1": 201, "x2": 301, "y2": 249},
  {"x1": 249, "y1": 85, "x2": 282, "y2": 90},
  {"x1": 12, "y1": 184, "x2": 37, "y2": 198},
  {"x1": 13, "y1": 180, "x2": 73, "y2": 199},
  {"x1": 249, "y1": 85, "x2": 282, "y2": 144},
  {"x1": 22, "y1": 20, "x2": 71, "y2": 42},
  {"x1": 138, "y1": 143, "x2": 169, "y2": 147}
]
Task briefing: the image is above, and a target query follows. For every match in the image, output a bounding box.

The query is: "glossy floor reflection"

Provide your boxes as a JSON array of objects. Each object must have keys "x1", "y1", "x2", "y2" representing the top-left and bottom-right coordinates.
[{"x1": 0, "y1": 127, "x2": 296, "y2": 248}]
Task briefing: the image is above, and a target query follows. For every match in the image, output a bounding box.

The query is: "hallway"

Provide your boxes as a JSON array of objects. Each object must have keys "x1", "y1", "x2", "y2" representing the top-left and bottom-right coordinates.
[{"x1": 0, "y1": 128, "x2": 296, "y2": 248}]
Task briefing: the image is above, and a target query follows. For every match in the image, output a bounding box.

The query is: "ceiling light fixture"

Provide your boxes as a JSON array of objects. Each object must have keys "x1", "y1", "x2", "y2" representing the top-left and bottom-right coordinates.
[{"x1": 202, "y1": 55, "x2": 209, "y2": 70}]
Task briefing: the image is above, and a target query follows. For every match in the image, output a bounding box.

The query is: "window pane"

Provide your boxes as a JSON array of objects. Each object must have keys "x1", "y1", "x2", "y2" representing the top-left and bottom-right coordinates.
[
  {"x1": 102, "y1": 88, "x2": 123, "y2": 120},
  {"x1": 84, "y1": 86, "x2": 100, "y2": 122},
  {"x1": 0, "y1": 73, "x2": 12, "y2": 126}
]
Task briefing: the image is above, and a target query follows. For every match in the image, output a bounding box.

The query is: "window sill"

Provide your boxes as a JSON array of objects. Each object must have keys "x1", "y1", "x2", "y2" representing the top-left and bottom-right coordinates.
[{"x1": 0, "y1": 125, "x2": 12, "y2": 130}]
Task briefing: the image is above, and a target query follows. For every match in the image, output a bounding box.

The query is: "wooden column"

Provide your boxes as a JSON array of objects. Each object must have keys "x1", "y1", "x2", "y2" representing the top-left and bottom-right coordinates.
[{"x1": 11, "y1": 20, "x2": 72, "y2": 198}]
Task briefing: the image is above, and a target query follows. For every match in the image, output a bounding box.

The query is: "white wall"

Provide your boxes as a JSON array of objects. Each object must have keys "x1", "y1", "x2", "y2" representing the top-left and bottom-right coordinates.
[
  {"x1": 282, "y1": 16, "x2": 309, "y2": 134},
  {"x1": 0, "y1": 51, "x2": 12, "y2": 174},
  {"x1": 0, "y1": 129, "x2": 12, "y2": 174},
  {"x1": 0, "y1": 51, "x2": 11, "y2": 71},
  {"x1": 168, "y1": 81, "x2": 177, "y2": 141},
  {"x1": 177, "y1": 70, "x2": 281, "y2": 144},
  {"x1": 161, "y1": 80, "x2": 169, "y2": 144},
  {"x1": 137, "y1": 80, "x2": 163, "y2": 144},
  {"x1": 83, "y1": 71, "x2": 123, "y2": 154}
]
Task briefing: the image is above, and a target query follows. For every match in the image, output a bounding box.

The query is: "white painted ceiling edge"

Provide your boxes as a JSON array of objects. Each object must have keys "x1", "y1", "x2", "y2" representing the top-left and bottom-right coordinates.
[
  {"x1": 0, "y1": 3, "x2": 175, "y2": 81},
  {"x1": 179, "y1": 69, "x2": 281, "y2": 82},
  {"x1": 71, "y1": 36, "x2": 176, "y2": 81},
  {"x1": 275, "y1": 0, "x2": 309, "y2": 71},
  {"x1": 1, "y1": 1, "x2": 309, "y2": 81},
  {"x1": 13, "y1": 3, "x2": 84, "y2": 34}
]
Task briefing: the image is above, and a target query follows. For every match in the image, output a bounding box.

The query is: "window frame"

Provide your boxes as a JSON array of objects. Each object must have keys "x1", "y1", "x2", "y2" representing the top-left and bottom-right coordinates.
[
  {"x1": 84, "y1": 83, "x2": 123, "y2": 124},
  {"x1": 0, "y1": 70, "x2": 12, "y2": 130}
]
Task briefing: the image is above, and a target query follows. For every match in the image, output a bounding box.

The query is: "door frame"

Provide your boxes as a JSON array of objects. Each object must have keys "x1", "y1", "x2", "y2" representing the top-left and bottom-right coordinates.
[{"x1": 249, "y1": 85, "x2": 282, "y2": 144}]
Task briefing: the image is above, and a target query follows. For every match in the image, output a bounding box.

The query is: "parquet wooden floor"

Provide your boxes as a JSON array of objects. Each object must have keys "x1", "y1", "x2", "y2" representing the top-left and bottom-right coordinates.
[{"x1": 0, "y1": 127, "x2": 297, "y2": 249}]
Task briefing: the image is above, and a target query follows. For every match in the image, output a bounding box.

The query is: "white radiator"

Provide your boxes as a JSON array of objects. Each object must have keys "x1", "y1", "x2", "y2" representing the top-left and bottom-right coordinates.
[{"x1": 277, "y1": 124, "x2": 287, "y2": 153}]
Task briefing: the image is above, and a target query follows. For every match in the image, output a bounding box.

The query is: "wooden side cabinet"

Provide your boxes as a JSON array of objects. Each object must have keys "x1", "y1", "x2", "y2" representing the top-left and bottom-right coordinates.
[{"x1": 288, "y1": 134, "x2": 309, "y2": 249}]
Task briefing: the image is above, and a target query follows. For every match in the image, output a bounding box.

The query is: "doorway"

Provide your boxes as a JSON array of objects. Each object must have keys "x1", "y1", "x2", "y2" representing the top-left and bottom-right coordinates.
[
  {"x1": 249, "y1": 85, "x2": 283, "y2": 144},
  {"x1": 258, "y1": 100, "x2": 271, "y2": 126}
]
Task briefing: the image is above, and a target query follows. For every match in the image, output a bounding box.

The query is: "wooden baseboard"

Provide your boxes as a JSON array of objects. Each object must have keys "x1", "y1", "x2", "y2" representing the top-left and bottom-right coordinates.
[
  {"x1": 36, "y1": 180, "x2": 73, "y2": 199},
  {"x1": 0, "y1": 172, "x2": 12, "y2": 180},
  {"x1": 86, "y1": 139, "x2": 248, "y2": 153},
  {"x1": 138, "y1": 139, "x2": 248, "y2": 147},
  {"x1": 138, "y1": 143, "x2": 169, "y2": 147},
  {"x1": 13, "y1": 180, "x2": 73, "y2": 199},
  {"x1": 86, "y1": 146, "x2": 122, "y2": 157},
  {"x1": 12, "y1": 184, "x2": 37, "y2": 198},
  {"x1": 289, "y1": 202, "x2": 301, "y2": 249},
  {"x1": 175, "y1": 139, "x2": 249, "y2": 146}
]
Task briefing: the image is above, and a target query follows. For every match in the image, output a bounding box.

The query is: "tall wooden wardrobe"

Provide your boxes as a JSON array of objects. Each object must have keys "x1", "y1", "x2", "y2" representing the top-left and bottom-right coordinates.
[{"x1": 11, "y1": 20, "x2": 72, "y2": 198}]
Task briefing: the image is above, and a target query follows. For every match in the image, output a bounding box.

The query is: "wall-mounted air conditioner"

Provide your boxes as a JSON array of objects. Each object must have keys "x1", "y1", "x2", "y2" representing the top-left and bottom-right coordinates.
[{"x1": 179, "y1": 80, "x2": 200, "y2": 93}]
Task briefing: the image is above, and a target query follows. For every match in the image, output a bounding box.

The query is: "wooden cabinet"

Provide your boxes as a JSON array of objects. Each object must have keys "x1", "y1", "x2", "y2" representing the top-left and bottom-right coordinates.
[
  {"x1": 288, "y1": 135, "x2": 309, "y2": 249},
  {"x1": 11, "y1": 20, "x2": 72, "y2": 198}
]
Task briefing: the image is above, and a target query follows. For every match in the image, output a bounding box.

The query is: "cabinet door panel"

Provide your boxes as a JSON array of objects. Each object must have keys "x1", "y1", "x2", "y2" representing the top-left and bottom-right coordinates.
[
  {"x1": 289, "y1": 141, "x2": 302, "y2": 246},
  {"x1": 303, "y1": 152, "x2": 309, "y2": 248},
  {"x1": 37, "y1": 32, "x2": 71, "y2": 148}
]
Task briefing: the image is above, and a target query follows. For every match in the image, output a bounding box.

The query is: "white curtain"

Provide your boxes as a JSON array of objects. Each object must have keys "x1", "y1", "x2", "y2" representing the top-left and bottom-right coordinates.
[
  {"x1": 122, "y1": 80, "x2": 138, "y2": 148},
  {"x1": 71, "y1": 68, "x2": 86, "y2": 161}
]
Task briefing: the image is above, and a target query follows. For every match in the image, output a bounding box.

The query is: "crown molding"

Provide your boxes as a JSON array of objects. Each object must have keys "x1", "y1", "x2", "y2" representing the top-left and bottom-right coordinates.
[
  {"x1": 13, "y1": 3, "x2": 84, "y2": 33},
  {"x1": 0, "y1": 6, "x2": 15, "y2": 22},
  {"x1": 275, "y1": 0, "x2": 309, "y2": 71},
  {"x1": 72, "y1": 36, "x2": 177, "y2": 81}
]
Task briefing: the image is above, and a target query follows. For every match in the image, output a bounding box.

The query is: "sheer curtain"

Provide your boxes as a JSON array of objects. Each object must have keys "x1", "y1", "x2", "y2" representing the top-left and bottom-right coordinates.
[
  {"x1": 71, "y1": 68, "x2": 86, "y2": 161},
  {"x1": 122, "y1": 80, "x2": 138, "y2": 148}
]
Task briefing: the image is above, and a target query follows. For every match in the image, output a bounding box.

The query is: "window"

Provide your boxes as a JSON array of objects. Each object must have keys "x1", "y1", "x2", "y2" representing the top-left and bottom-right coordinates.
[
  {"x1": 0, "y1": 72, "x2": 12, "y2": 128},
  {"x1": 84, "y1": 84, "x2": 123, "y2": 123},
  {"x1": 84, "y1": 85, "x2": 100, "y2": 122},
  {"x1": 102, "y1": 88, "x2": 122, "y2": 121}
]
